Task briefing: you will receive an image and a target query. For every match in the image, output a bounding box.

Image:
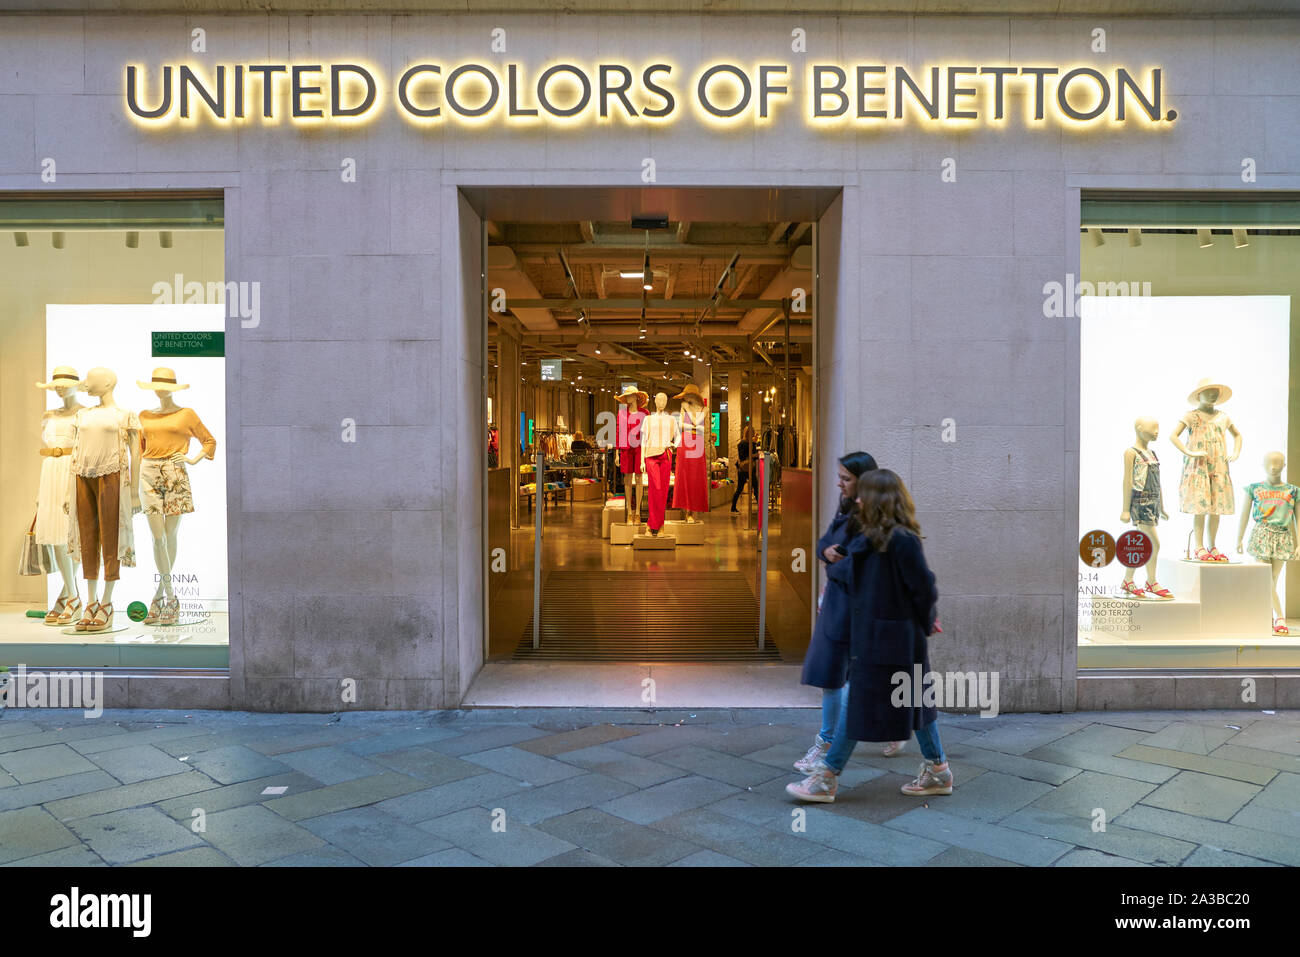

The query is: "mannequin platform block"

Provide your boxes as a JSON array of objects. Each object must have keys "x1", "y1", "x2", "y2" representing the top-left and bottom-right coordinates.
[
  {"x1": 663, "y1": 520, "x2": 706, "y2": 545},
  {"x1": 633, "y1": 533, "x2": 676, "y2": 550},
  {"x1": 610, "y1": 522, "x2": 639, "y2": 546},
  {"x1": 664, "y1": 509, "x2": 685, "y2": 522}
]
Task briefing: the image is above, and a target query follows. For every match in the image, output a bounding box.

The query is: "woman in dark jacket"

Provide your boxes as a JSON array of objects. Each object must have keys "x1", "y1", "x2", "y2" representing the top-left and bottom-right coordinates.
[
  {"x1": 788, "y1": 469, "x2": 953, "y2": 803},
  {"x1": 793, "y1": 451, "x2": 878, "y2": 774}
]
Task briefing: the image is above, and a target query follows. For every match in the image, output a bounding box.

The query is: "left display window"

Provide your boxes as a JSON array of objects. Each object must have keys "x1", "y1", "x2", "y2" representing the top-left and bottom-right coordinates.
[{"x1": 1, "y1": 195, "x2": 228, "y2": 667}]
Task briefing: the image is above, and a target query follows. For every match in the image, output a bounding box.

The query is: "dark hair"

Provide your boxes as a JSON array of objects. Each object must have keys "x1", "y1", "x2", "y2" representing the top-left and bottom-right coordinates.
[
  {"x1": 837, "y1": 451, "x2": 878, "y2": 517},
  {"x1": 856, "y1": 468, "x2": 922, "y2": 552}
]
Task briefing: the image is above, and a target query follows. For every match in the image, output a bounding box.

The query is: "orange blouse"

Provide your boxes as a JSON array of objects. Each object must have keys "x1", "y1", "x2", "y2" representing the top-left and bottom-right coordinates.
[{"x1": 140, "y1": 407, "x2": 217, "y2": 461}]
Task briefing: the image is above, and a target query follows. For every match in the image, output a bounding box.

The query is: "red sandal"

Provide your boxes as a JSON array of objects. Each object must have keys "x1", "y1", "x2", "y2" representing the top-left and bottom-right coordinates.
[
  {"x1": 1194, "y1": 547, "x2": 1214, "y2": 562},
  {"x1": 1145, "y1": 581, "x2": 1174, "y2": 600},
  {"x1": 1120, "y1": 580, "x2": 1146, "y2": 599},
  {"x1": 1273, "y1": 619, "x2": 1289, "y2": 636}
]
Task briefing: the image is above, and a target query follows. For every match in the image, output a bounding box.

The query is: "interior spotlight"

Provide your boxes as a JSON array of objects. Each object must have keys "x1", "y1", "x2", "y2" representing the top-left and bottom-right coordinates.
[
  {"x1": 642, "y1": 253, "x2": 652, "y2": 291},
  {"x1": 1127, "y1": 228, "x2": 1141, "y2": 247},
  {"x1": 51, "y1": 232, "x2": 65, "y2": 249},
  {"x1": 14, "y1": 232, "x2": 29, "y2": 247},
  {"x1": 125, "y1": 231, "x2": 139, "y2": 248},
  {"x1": 159, "y1": 231, "x2": 173, "y2": 249},
  {"x1": 1233, "y1": 228, "x2": 1249, "y2": 249},
  {"x1": 1197, "y1": 228, "x2": 1213, "y2": 248},
  {"x1": 594, "y1": 345, "x2": 601, "y2": 354},
  {"x1": 1088, "y1": 228, "x2": 1104, "y2": 247}
]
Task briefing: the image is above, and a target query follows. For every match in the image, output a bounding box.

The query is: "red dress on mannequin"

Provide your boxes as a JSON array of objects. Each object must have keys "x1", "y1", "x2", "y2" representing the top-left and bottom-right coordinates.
[{"x1": 673, "y1": 405, "x2": 710, "y2": 512}]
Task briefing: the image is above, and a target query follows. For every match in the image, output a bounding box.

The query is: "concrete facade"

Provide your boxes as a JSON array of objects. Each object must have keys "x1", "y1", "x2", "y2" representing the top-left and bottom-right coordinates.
[{"x1": 2, "y1": 12, "x2": 1299, "y2": 711}]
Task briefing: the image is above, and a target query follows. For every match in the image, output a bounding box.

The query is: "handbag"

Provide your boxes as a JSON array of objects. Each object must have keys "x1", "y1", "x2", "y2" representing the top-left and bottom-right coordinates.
[{"x1": 18, "y1": 514, "x2": 55, "y2": 576}]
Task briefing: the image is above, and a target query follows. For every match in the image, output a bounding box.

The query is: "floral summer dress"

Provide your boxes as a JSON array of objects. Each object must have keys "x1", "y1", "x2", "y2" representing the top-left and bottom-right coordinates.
[{"x1": 1178, "y1": 409, "x2": 1235, "y2": 515}]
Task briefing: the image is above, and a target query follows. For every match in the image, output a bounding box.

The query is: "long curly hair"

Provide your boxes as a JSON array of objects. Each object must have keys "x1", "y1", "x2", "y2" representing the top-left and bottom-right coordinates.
[{"x1": 855, "y1": 468, "x2": 922, "y2": 552}]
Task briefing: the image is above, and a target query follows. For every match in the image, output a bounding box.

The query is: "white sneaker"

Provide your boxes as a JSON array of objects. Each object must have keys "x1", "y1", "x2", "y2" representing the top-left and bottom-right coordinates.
[{"x1": 793, "y1": 736, "x2": 831, "y2": 773}]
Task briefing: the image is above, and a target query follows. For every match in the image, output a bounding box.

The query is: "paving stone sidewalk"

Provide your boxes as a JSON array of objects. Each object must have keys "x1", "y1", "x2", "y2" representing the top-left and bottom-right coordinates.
[{"x1": 0, "y1": 706, "x2": 1295, "y2": 867}]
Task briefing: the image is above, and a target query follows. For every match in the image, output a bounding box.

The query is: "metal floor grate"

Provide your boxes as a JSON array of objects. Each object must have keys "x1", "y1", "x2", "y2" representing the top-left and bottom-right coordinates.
[{"x1": 515, "y1": 570, "x2": 781, "y2": 661}]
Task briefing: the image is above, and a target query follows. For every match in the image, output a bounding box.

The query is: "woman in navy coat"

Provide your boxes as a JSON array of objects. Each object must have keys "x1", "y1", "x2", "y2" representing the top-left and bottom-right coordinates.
[
  {"x1": 788, "y1": 469, "x2": 953, "y2": 803},
  {"x1": 793, "y1": 451, "x2": 878, "y2": 774}
]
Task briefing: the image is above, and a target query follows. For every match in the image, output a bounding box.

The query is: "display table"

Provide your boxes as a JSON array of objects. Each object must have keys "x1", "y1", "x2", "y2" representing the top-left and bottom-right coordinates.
[{"x1": 610, "y1": 522, "x2": 639, "y2": 545}]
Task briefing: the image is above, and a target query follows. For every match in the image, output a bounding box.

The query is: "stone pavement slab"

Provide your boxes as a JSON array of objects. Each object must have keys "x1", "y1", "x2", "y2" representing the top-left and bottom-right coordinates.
[
  {"x1": 373, "y1": 771, "x2": 528, "y2": 824},
  {"x1": 536, "y1": 808, "x2": 702, "y2": 866},
  {"x1": 45, "y1": 769, "x2": 220, "y2": 821},
  {"x1": 999, "y1": 807, "x2": 1195, "y2": 866},
  {"x1": 1115, "y1": 804, "x2": 1300, "y2": 866},
  {"x1": 1115, "y1": 744, "x2": 1276, "y2": 785},
  {"x1": 366, "y1": 747, "x2": 486, "y2": 785},
  {"x1": 201, "y1": 805, "x2": 328, "y2": 866},
  {"x1": 264, "y1": 771, "x2": 427, "y2": 822},
  {"x1": 418, "y1": 807, "x2": 577, "y2": 866},
  {"x1": 1140, "y1": 770, "x2": 1261, "y2": 821},
  {"x1": 299, "y1": 807, "x2": 452, "y2": 866},
  {"x1": 884, "y1": 807, "x2": 1071, "y2": 866},
  {"x1": 558, "y1": 744, "x2": 686, "y2": 788},
  {"x1": 274, "y1": 746, "x2": 387, "y2": 785},
  {"x1": 1053, "y1": 849, "x2": 1150, "y2": 866},
  {"x1": 597, "y1": 774, "x2": 739, "y2": 824},
  {"x1": 0, "y1": 770, "x2": 120, "y2": 813},
  {"x1": 88, "y1": 744, "x2": 190, "y2": 785},
  {"x1": 0, "y1": 743, "x2": 98, "y2": 784},
  {"x1": 154, "y1": 772, "x2": 324, "y2": 820},
  {"x1": 0, "y1": 806, "x2": 81, "y2": 864},
  {"x1": 938, "y1": 770, "x2": 1053, "y2": 823},
  {"x1": 186, "y1": 745, "x2": 292, "y2": 785},
  {"x1": 128, "y1": 847, "x2": 237, "y2": 867},
  {"x1": 1029, "y1": 770, "x2": 1157, "y2": 820},
  {"x1": 651, "y1": 744, "x2": 789, "y2": 788},
  {"x1": 462, "y1": 745, "x2": 587, "y2": 786},
  {"x1": 493, "y1": 771, "x2": 638, "y2": 826},
  {"x1": 516, "y1": 724, "x2": 640, "y2": 756},
  {"x1": 66, "y1": 806, "x2": 204, "y2": 864},
  {"x1": 652, "y1": 807, "x2": 822, "y2": 866}
]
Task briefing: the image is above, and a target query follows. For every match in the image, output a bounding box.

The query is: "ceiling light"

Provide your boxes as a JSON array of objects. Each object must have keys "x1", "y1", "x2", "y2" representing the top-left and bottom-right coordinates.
[
  {"x1": 1233, "y1": 228, "x2": 1249, "y2": 249},
  {"x1": 13, "y1": 232, "x2": 29, "y2": 247},
  {"x1": 1088, "y1": 227, "x2": 1104, "y2": 247},
  {"x1": 1197, "y1": 228, "x2": 1213, "y2": 248},
  {"x1": 577, "y1": 374, "x2": 582, "y2": 380},
  {"x1": 595, "y1": 346, "x2": 601, "y2": 354},
  {"x1": 125, "y1": 231, "x2": 139, "y2": 248},
  {"x1": 684, "y1": 349, "x2": 691, "y2": 356},
  {"x1": 642, "y1": 252, "x2": 652, "y2": 291},
  {"x1": 51, "y1": 232, "x2": 65, "y2": 249},
  {"x1": 618, "y1": 270, "x2": 642, "y2": 279},
  {"x1": 159, "y1": 231, "x2": 173, "y2": 249},
  {"x1": 1127, "y1": 228, "x2": 1141, "y2": 247}
]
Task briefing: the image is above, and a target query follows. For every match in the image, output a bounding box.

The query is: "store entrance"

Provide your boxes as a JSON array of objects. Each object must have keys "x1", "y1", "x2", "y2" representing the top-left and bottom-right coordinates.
[{"x1": 474, "y1": 187, "x2": 839, "y2": 669}]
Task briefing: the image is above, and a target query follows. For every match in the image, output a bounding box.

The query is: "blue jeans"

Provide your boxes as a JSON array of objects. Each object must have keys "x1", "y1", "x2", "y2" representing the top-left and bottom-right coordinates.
[
  {"x1": 824, "y1": 710, "x2": 946, "y2": 773},
  {"x1": 818, "y1": 686, "x2": 848, "y2": 744}
]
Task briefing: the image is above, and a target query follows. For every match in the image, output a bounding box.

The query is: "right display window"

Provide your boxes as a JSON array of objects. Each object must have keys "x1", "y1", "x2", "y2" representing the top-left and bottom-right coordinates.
[{"x1": 1078, "y1": 193, "x2": 1300, "y2": 669}]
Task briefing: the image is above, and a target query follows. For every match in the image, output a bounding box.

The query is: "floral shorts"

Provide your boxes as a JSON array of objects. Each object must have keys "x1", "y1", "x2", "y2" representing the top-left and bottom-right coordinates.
[
  {"x1": 140, "y1": 458, "x2": 194, "y2": 516},
  {"x1": 1246, "y1": 522, "x2": 1298, "y2": 562}
]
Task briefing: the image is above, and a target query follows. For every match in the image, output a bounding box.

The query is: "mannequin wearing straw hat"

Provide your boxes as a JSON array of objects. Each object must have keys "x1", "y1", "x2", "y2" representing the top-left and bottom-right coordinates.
[
  {"x1": 1170, "y1": 378, "x2": 1242, "y2": 562},
  {"x1": 640, "y1": 392, "x2": 682, "y2": 535},
  {"x1": 33, "y1": 366, "x2": 87, "y2": 626},
  {"x1": 67, "y1": 367, "x2": 142, "y2": 634},
  {"x1": 137, "y1": 367, "x2": 218, "y2": 627},
  {"x1": 673, "y1": 382, "x2": 711, "y2": 523},
  {"x1": 615, "y1": 385, "x2": 649, "y2": 528}
]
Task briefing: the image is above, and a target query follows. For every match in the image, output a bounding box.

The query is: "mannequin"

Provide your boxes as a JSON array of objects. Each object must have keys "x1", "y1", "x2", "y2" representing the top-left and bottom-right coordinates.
[
  {"x1": 1236, "y1": 451, "x2": 1299, "y2": 635},
  {"x1": 34, "y1": 366, "x2": 86, "y2": 625},
  {"x1": 138, "y1": 367, "x2": 218, "y2": 626},
  {"x1": 673, "y1": 383, "x2": 711, "y2": 522},
  {"x1": 639, "y1": 391, "x2": 681, "y2": 535},
  {"x1": 67, "y1": 367, "x2": 141, "y2": 633},
  {"x1": 615, "y1": 385, "x2": 649, "y2": 528},
  {"x1": 1171, "y1": 378, "x2": 1241, "y2": 562},
  {"x1": 1118, "y1": 416, "x2": 1172, "y2": 600}
]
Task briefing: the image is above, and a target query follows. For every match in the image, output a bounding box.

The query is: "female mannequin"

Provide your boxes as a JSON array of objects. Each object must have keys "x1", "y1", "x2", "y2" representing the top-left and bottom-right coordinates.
[
  {"x1": 672, "y1": 383, "x2": 710, "y2": 522},
  {"x1": 1171, "y1": 378, "x2": 1241, "y2": 562},
  {"x1": 639, "y1": 391, "x2": 681, "y2": 535},
  {"x1": 1119, "y1": 416, "x2": 1172, "y2": 600},
  {"x1": 137, "y1": 367, "x2": 217, "y2": 626},
  {"x1": 615, "y1": 385, "x2": 649, "y2": 527},
  {"x1": 1236, "y1": 451, "x2": 1299, "y2": 635},
  {"x1": 34, "y1": 366, "x2": 86, "y2": 625},
  {"x1": 68, "y1": 367, "x2": 141, "y2": 633}
]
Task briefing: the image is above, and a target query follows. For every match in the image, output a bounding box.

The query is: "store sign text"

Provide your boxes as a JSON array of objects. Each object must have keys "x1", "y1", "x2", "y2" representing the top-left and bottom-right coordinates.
[{"x1": 124, "y1": 61, "x2": 1173, "y2": 129}]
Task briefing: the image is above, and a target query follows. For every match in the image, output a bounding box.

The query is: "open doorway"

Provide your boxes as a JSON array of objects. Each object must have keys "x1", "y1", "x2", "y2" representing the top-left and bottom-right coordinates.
[{"x1": 474, "y1": 187, "x2": 837, "y2": 675}]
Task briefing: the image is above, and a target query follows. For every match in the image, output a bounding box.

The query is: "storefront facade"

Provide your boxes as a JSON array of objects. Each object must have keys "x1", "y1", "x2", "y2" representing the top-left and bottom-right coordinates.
[{"x1": 2, "y1": 3, "x2": 1299, "y2": 712}]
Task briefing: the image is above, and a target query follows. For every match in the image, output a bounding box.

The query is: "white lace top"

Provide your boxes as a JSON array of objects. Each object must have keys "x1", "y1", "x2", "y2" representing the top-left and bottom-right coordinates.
[{"x1": 73, "y1": 405, "x2": 140, "y2": 478}]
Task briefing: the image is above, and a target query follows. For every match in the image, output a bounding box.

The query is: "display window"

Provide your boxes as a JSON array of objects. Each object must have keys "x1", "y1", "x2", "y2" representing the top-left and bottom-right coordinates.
[
  {"x1": 1077, "y1": 194, "x2": 1300, "y2": 669},
  {"x1": 0, "y1": 195, "x2": 229, "y2": 667}
]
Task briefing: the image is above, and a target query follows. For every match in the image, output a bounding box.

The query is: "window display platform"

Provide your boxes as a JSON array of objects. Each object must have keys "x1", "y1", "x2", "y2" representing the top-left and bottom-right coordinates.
[
  {"x1": 0, "y1": 602, "x2": 229, "y2": 668},
  {"x1": 1079, "y1": 633, "x2": 1300, "y2": 669}
]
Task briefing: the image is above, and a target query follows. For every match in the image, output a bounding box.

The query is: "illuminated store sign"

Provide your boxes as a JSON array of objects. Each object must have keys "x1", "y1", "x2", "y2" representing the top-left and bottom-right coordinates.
[{"x1": 124, "y1": 61, "x2": 1173, "y2": 128}]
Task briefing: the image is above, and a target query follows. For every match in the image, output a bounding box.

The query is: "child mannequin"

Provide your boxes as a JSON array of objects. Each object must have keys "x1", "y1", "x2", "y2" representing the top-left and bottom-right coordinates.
[
  {"x1": 1170, "y1": 378, "x2": 1241, "y2": 562},
  {"x1": 1236, "y1": 451, "x2": 1299, "y2": 635},
  {"x1": 1119, "y1": 416, "x2": 1172, "y2": 600}
]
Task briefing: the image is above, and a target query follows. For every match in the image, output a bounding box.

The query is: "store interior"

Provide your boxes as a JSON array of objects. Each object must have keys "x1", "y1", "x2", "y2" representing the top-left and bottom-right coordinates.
[
  {"x1": 0, "y1": 196, "x2": 229, "y2": 668},
  {"x1": 1078, "y1": 194, "x2": 1300, "y2": 669},
  {"x1": 481, "y1": 189, "x2": 833, "y2": 664}
]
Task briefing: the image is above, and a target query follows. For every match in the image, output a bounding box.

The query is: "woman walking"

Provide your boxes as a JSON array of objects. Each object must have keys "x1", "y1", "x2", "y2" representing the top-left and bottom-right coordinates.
[
  {"x1": 788, "y1": 469, "x2": 953, "y2": 803},
  {"x1": 793, "y1": 451, "x2": 879, "y2": 773},
  {"x1": 730, "y1": 426, "x2": 754, "y2": 512}
]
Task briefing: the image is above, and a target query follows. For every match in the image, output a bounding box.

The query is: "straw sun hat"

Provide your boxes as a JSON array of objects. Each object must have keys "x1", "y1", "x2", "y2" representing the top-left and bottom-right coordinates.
[{"x1": 138, "y1": 366, "x2": 190, "y2": 391}]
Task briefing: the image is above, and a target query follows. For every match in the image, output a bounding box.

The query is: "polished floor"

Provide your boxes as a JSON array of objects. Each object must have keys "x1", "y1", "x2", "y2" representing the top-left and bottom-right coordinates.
[{"x1": 489, "y1": 498, "x2": 811, "y2": 662}]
